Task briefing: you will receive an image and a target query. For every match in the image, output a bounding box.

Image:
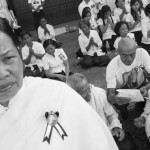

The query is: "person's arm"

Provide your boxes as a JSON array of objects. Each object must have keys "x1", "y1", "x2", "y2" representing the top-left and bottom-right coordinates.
[
  {"x1": 109, "y1": 17, "x2": 116, "y2": 30},
  {"x1": 38, "y1": 27, "x2": 45, "y2": 42},
  {"x1": 48, "y1": 25, "x2": 55, "y2": 39},
  {"x1": 86, "y1": 38, "x2": 93, "y2": 51},
  {"x1": 128, "y1": 13, "x2": 140, "y2": 31},
  {"x1": 78, "y1": 36, "x2": 88, "y2": 55},
  {"x1": 44, "y1": 69, "x2": 66, "y2": 81},
  {"x1": 63, "y1": 59, "x2": 70, "y2": 79},
  {"x1": 30, "y1": 48, "x2": 45, "y2": 59},
  {"x1": 141, "y1": 19, "x2": 149, "y2": 39},
  {"x1": 93, "y1": 31, "x2": 102, "y2": 48},
  {"x1": 99, "y1": 23, "x2": 109, "y2": 34},
  {"x1": 120, "y1": 6, "x2": 128, "y2": 21}
]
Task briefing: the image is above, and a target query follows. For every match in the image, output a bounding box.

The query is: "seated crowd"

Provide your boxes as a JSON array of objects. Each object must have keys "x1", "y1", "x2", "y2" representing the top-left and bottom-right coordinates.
[{"x1": 1, "y1": 0, "x2": 150, "y2": 150}]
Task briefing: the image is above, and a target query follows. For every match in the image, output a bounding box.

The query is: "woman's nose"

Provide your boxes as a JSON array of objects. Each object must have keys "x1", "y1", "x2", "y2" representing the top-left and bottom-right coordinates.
[{"x1": 0, "y1": 65, "x2": 9, "y2": 80}]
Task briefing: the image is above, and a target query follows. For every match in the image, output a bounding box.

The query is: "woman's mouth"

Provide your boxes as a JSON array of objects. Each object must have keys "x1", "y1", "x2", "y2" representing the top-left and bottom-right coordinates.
[{"x1": 0, "y1": 82, "x2": 15, "y2": 92}]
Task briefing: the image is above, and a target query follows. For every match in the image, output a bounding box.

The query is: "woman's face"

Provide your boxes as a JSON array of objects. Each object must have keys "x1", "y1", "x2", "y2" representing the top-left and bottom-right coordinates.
[
  {"x1": 45, "y1": 44, "x2": 55, "y2": 55},
  {"x1": 23, "y1": 34, "x2": 32, "y2": 46},
  {"x1": 0, "y1": 32, "x2": 23, "y2": 105},
  {"x1": 117, "y1": 0, "x2": 125, "y2": 8},
  {"x1": 40, "y1": 18, "x2": 47, "y2": 28},
  {"x1": 84, "y1": 12, "x2": 91, "y2": 22},
  {"x1": 104, "y1": 11, "x2": 111, "y2": 19},
  {"x1": 80, "y1": 23, "x2": 90, "y2": 36},
  {"x1": 131, "y1": 1, "x2": 140, "y2": 12},
  {"x1": 119, "y1": 23, "x2": 129, "y2": 37}
]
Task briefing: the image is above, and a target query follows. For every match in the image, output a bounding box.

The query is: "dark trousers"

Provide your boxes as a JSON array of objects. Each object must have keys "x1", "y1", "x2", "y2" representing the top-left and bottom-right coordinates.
[
  {"x1": 141, "y1": 43, "x2": 150, "y2": 55},
  {"x1": 49, "y1": 71, "x2": 73, "y2": 82},
  {"x1": 132, "y1": 31, "x2": 142, "y2": 46},
  {"x1": 32, "y1": 9, "x2": 45, "y2": 30},
  {"x1": 80, "y1": 54, "x2": 110, "y2": 68},
  {"x1": 114, "y1": 102, "x2": 150, "y2": 150}
]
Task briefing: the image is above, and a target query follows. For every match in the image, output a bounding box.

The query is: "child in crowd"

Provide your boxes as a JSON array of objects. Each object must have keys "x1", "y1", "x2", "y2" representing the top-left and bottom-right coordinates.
[
  {"x1": 141, "y1": 3, "x2": 150, "y2": 54},
  {"x1": 38, "y1": 17, "x2": 55, "y2": 43},
  {"x1": 114, "y1": 21, "x2": 135, "y2": 50},
  {"x1": 97, "y1": 5, "x2": 117, "y2": 53},
  {"x1": 42, "y1": 39, "x2": 72, "y2": 82},
  {"x1": 114, "y1": 0, "x2": 130, "y2": 21},
  {"x1": 21, "y1": 31, "x2": 45, "y2": 77},
  {"x1": 126, "y1": 0, "x2": 146, "y2": 46}
]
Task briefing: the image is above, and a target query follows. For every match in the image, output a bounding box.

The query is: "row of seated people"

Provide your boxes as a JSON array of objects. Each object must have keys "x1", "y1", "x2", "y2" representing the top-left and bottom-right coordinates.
[
  {"x1": 77, "y1": 1, "x2": 150, "y2": 68},
  {"x1": 20, "y1": 31, "x2": 71, "y2": 82},
  {"x1": 68, "y1": 37, "x2": 150, "y2": 150}
]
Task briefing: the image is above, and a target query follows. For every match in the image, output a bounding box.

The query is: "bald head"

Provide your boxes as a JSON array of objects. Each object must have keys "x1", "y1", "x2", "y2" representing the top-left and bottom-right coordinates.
[
  {"x1": 67, "y1": 73, "x2": 87, "y2": 92},
  {"x1": 118, "y1": 37, "x2": 137, "y2": 66},
  {"x1": 118, "y1": 37, "x2": 137, "y2": 53}
]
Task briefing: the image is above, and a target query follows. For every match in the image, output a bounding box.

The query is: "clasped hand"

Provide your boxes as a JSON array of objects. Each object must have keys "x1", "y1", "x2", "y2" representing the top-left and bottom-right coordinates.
[{"x1": 112, "y1": 127, "x2": 125, "y2": 141}]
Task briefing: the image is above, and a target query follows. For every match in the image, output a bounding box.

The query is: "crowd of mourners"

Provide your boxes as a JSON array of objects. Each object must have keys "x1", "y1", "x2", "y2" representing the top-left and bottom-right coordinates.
[{"x1": 1, "y1": 0, "x2": 150, "y2": 149}]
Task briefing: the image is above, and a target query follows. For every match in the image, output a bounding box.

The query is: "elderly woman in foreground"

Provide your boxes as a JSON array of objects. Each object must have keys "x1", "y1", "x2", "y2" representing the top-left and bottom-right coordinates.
[{"x1": 0, "y1": 18, "x2": 118, "y2": 150}]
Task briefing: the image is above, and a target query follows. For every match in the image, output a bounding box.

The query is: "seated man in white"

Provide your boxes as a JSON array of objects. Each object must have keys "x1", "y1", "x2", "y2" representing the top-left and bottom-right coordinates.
[
  {"x1": 78, "y1": 20, "x2": 110, "y2": 68},
  {"x1": 67, "y1": 73, "x2": 134, "y2": 150},
  {"x1": 38, "y1": 17, "x2": 55, "y2": 43},
  {"x1": 106, "y1": 37, "x2": 150, "y2": 149}
]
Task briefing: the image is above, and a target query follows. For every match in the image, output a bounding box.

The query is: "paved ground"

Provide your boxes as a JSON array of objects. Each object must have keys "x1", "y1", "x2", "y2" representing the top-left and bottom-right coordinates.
[{"x1": 30, "y1": 20, "x2": 117, "y2": 89}]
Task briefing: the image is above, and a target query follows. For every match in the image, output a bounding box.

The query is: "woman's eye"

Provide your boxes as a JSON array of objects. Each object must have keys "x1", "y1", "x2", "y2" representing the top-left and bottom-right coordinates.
[{"x1": 4, "y1": 56, "x2": 15, "y2": 63}]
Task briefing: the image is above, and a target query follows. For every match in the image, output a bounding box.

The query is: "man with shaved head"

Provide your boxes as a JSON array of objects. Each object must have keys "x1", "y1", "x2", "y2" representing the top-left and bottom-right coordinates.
[{"x1": 106, "y1": 37, "x2": 150, "y2": 149}]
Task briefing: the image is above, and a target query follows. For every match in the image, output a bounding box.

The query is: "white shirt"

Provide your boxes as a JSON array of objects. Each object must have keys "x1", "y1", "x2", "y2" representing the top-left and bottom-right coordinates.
[
  {"x1": 106, "y1": 48, "x2": 150, "y2": 88},
  {"x1": 0, "y1": 77, "x2": 118, "y2": 150},
  {"x1": 126, "y1": 10, "x2": 146, "y2": 32},
  {"x1": 42, "y1": 48, "x2": 67, "y2": 73},
  {"x1": 78, "y1": 30, "x2": 105, "y2": 56},
  {"x1": 78, "y1": 0, "x2": 94, "y2": 17},
  {"x1": 114, "y1": 33, "x2": 135, "y2": 50},
  {"x1": 114, "y1": 7, "x2": 129, "y2": 22},
  {"x1": 141, "y1": 0, "x2": 150, "y2": 8},
  {"x1": 0, "y1": 0, "x2": 7, "y2": 9},
  {"x1": 97, "y1": 16, "x2": 117, "y2": 40},
  {"x1": 38, "y1": 24, "x2": 55, "y2": 43},
  {"x1": 28, "y1": 0, "x2": 45, "y2": 12},
  {"x1": 89, "y1": 84, "x2": 122, "y2": 131},
  {"x1": 141, "y1": 17, "x2": 150, "y2": 44},
  {"x1": 92, "y1": 0, "x2": 106, "y2": 10},
  {"x1": 21, "y1": 41, "x2": 45, "y2": 69}
]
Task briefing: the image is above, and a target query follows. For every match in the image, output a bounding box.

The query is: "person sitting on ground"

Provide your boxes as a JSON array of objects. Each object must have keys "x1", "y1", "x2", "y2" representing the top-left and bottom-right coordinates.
[
  {"x1": 114, "y1": 0, "x2": 130, "y2": 22},
  {"x1": 106, "y1": 37, "x2": 150, "y2": 150},
  {"x1": 78, "y1": 20, "x2": 110, "y2": 68},
  {"x1": 81, "y1": 7, "x2": 98, "y2": 31},
  {"x1": 28, "y1": 0, "x2": 45, "y2": 30},
  {"x1": 126, "y1": 0, "x2": 146, "y2": 46},
  {"x1": 0, "y1": 17, "x2": 119, "y2": 150},
  {"x1": 97, "y1": 5, "x2": 117, "y2": 53},
  {"x1": 141, "y1": 3, "x2": 150, "y2": 54},
  {"x1": 114, "y1": 21, "x2": 136, "y2": 50},
  {"x1": 67, "y1": 73, "x2": 135, "y2": 150},
  {"x1": 42, "y1": 39, "x2": 71, "y2": 82},
  {"x1": 38, "y1": 17, "x2": 55, "y2": 43},
  {"x1": 21, "y1": 31, "x2": 45, "y2": 77}
]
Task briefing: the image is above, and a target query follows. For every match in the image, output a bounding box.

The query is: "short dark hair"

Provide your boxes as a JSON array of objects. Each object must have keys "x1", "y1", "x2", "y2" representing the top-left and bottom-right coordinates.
[
  {"x1": 114, "y1": 21, "x2": 129, "y2": 36},
  {"x1": 0, "y1": 17, "x2": 18, "y2": 47},
  {"x1": 144, "y1": 3, "x2": 150, "y2": 16},
  {"x1": 21, "y1": 31, "x2": 32, "y2": 39},
  {"x1": 43, "y1": 39, "x2": 62, "y2": 51}
]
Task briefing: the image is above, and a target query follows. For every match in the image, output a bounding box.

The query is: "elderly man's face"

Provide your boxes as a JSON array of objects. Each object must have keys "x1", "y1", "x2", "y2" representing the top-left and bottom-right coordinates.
[
  {"x1": 77, "y1": 79, "x2": 91, "y2": 102},
  {"x1": 0, "y1": 32, "x2": 23, "y2": 105},
  {"x1": 118, "y1": 44, "x2": 136, "y2": 66}
]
